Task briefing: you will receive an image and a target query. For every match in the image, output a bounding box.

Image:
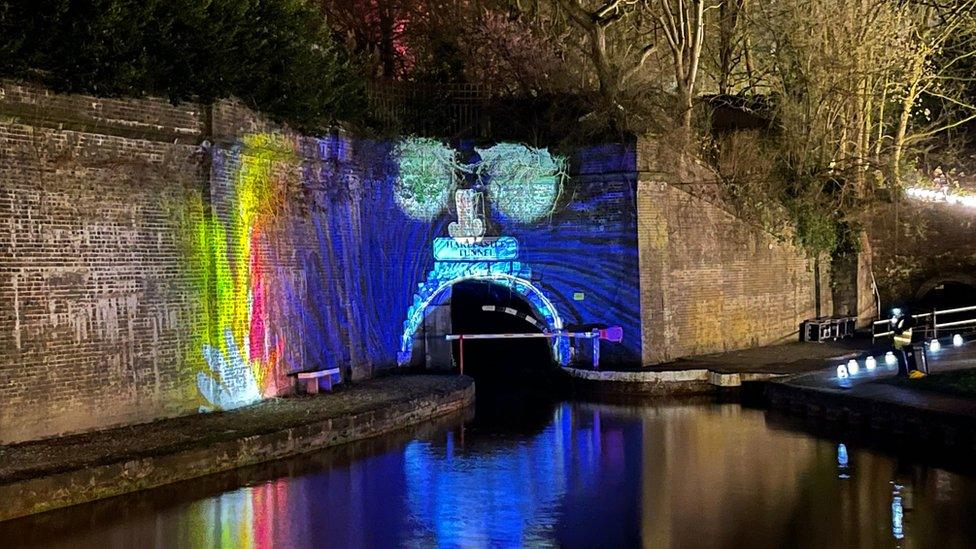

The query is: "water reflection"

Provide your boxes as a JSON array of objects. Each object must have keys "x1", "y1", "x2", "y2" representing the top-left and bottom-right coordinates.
[
  {"x1": 892, "y1": 482, "x2": 905, "y2": 540},
  {"x1": 838, "y1": 443, "x2": 851, "y2": 479},
  {"x1": 3, "y1": 401, "x2": 976, "y2": 548}
]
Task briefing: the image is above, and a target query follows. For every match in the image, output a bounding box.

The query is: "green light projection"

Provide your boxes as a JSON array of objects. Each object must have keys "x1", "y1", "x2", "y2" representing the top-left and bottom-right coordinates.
[
  {"x1": 476, "y1": 144, "x2": 565, "y2": 224},
  {"x1": 393, "y1": 137, "x2": 458, "y2": 220}
]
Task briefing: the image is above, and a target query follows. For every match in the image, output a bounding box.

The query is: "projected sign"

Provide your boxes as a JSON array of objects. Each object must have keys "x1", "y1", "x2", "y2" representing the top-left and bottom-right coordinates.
[{"x1": 432, "y1": 236, "x2": 519, "y2": 261}]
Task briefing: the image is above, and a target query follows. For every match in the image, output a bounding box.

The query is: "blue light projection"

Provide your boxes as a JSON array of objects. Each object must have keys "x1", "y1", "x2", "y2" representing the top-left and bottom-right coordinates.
[
  {"x1": 396, "y1": 258, "x2": 570, "y2": 365},
  {"x1": 296, "y1": 135, "x2": 445, "y2": 375},
  {"x1": 396, "y1": 140, "x2": 641, "y2": 368},
  {"x1": 206, "y1": 134, "x2": 642, "y2": 387},
  {"x1": 486, "y1": 142, "x2": 642, "y2": 366}
]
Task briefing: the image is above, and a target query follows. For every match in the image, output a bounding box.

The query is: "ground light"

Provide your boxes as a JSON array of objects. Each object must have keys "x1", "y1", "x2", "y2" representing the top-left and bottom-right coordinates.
[
  {"x1": 847, "y1": 359, "x2": 860, "y2": 375},
  {"x1": 865, "y1": 356, "x2": 877, "y2": 370},
  {"x1": 885, "y1": 352, "x2": 897, "y2": 366},
  {"x1": 836, "y1": 364, "x2": 849, "y2": 379},
  {"x1": 954, "y1": 334, "x2": 964, "y2": 347},
  {"x1": 930, "y1": 339, "x2": 941, "y2": 352}
]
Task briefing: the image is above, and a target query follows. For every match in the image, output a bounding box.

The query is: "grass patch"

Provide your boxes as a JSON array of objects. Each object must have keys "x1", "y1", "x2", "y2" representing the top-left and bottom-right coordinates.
[{"x1": 884, "y1": 369, "x2": 976, "y2": 399}]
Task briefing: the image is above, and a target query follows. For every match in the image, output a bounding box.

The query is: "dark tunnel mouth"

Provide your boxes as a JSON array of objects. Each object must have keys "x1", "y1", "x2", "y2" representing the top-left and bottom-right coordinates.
[
  {"x1": 448, "y1": 280, "x2": 555, "y2": 382},
  {"x1": 915, "y1": 281, "x2": 976, "y2": 311}
]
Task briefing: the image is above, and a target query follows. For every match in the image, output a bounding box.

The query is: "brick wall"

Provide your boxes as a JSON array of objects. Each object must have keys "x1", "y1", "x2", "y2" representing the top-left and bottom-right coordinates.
[
  {"x1": 635, "y1": 145, "x2": 832, "y2": 364},
  {"x1": 1, "y1": 80, "x2": 854, "y2": 442},
  {"x1": 868, "y1": 200, "x2": 976, "y2": 306},
  {"x1": 0, "y1": 81, "x2": 208, "y2": 442}
]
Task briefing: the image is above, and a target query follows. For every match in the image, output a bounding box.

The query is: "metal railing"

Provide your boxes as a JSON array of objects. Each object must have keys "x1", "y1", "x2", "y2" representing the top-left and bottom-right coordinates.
[
  {"x1": 872, "y1": 304, "x2": 976, "y2": 342},
  {"x1": 366, "y1": 80, "x2": 490, "y2": 138}
]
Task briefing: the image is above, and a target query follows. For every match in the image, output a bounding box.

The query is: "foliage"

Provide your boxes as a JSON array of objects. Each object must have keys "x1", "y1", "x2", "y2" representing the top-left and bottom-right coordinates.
[
  {"x1": 455, "y1": 9, "x2": 575, "y2": 99},
  {"x1": 0, "y1": 0, "x2": 366, "y2": 132}
]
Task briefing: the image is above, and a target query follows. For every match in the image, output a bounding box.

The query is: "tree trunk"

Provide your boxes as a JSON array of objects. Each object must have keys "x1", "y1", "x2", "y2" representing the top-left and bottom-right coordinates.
[
  {"x1": 892, "y1": 70, "x2": 922, "y2": 187},
  {"x1": 378, "y1": 2, "x2": 396, "y2": 79},
  {"x1": 591, "y1": 24, "x2": 618, "y2": 103},
  {"x1": 679, "y1": 86, "x2": 694, "y2": 130}
]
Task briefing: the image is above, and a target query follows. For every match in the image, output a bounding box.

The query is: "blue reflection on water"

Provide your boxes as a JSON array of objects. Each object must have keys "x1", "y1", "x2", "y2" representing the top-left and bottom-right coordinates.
[
  {"x1": 403, "y1": 407, "x2": 569, "y2": 546},
  {"x1": 837, "y1": 443, "x2": 850, "y2": 479}
]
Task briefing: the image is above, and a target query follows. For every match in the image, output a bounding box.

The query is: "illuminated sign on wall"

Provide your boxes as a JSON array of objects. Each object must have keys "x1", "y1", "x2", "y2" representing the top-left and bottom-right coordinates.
[{"x1": 433, "y1": 236, "x2": 518, "y2": 261}]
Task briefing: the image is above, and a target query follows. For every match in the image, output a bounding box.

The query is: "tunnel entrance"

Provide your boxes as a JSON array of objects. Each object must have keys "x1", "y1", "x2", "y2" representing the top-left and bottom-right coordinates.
[
  {"x1": 450, "y1": 280, "x2": 555, "y2": 384},
  {"x1": 418, "y1": 279, "x2": 557, "y2": 386},
  {"x1": 915, "y1": 281, "x2": 976, "y2": 310}
]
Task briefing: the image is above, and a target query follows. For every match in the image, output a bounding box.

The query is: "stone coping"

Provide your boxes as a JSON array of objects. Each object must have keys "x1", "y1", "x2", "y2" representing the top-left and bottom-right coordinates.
[
  {"x1": 564, "y1": 366, "x2": 781, "y2": 388},
  {"x1": 0, "y1": 375, "x2": 474, "y2": 521},
  {"x1": 765, "y1": 372, "x2": 976, "y2": 449}
]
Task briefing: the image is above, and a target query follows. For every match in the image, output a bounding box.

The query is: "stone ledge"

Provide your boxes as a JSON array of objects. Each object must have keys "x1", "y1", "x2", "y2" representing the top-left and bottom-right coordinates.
[
  {"x1": 764, "y1": 378, "x2": 976, "y2": 451},
  {"x1": 0, "y1": 375, "x2": 474, "y2": 522},
  {"x1": 564, "y1": 367, "x2": 784, "y2": 393}
]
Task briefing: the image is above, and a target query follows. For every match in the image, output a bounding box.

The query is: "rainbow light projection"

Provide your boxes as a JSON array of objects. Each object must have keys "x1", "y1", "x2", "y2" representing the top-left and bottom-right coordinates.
[{"x1": 195, "y1": 134, "x2": 299, "y2": 410}]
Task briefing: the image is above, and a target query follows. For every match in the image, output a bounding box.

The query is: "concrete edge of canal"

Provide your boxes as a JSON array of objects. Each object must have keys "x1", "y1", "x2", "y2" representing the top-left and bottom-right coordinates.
[
  {"x1": 0, "y1": 375, "x2": 475, "y2": 522},
  {"x1": 764, "y1": 376, "x2": 976, "y2": 451},
  {"x1": 563, "y1": 366, "x2": 782, "y2": 396}
]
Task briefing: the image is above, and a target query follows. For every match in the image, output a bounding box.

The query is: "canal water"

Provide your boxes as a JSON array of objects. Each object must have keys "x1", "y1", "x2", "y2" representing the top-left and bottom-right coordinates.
[{"x1": 4, "y1": 391, "x2": 976, "y2": 548}]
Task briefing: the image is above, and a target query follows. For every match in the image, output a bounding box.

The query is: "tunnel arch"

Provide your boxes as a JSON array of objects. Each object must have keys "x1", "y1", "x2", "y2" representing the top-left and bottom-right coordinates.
[
  {"x1": 914, "y1": 272, "x2": 976, "y2": 303},
  {"x1": 397, "y1": 272, "x2": 569, "y2": 367}
]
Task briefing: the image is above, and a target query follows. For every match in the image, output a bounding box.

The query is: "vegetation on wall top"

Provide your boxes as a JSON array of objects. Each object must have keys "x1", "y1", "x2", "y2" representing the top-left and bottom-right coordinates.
[{"x1": 0, "y1": 0, "x2": 366, "y2": 132}]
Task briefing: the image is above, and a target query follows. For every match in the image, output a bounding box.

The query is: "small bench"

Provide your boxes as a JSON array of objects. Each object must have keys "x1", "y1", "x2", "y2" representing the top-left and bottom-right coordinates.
[{"x1": 287, "y1": 368, "x2": 341, "y2": 394}]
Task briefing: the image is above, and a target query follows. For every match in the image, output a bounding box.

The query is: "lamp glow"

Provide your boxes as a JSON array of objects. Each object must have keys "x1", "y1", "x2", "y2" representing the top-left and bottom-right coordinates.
[
  {"x1": 847, "y1": 359, "x2": 859, "y2": 375},
  {"x1": 930, "y1": 339, "x2": 941, "y2": 352},
  {"x1": 837, "y1": 364, "x2": 849, "y2": 379},
  {"x1": 865, "y1": 356, "x2": 877, "y2": 370},
  {"x1": 953, "y1": 334, "x2": 963, "y2": 347},
  {"x1": 885, "y1": 351, "x2": 897, "y2": 366},
  {"x1": 905, "y1": 186, "x2": 976, "y2": 209}
]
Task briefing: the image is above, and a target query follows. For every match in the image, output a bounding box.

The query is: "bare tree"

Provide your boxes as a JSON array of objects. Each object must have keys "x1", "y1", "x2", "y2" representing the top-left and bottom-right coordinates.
[
  {"x1": 551, "y1": 0, "x2": 659, "y2": 104},
  {"x1": 890, "y1": 0, "x2": 976, "y2": 186},
  {"x1": 657, "y1": 0, "x2": 710, "y2": 129}
]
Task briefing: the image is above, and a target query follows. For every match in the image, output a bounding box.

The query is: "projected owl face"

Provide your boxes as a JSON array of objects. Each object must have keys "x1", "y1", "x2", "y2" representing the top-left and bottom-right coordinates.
[{"x1": 393, "y1": 138, "x2": 565, "y2": 224}]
